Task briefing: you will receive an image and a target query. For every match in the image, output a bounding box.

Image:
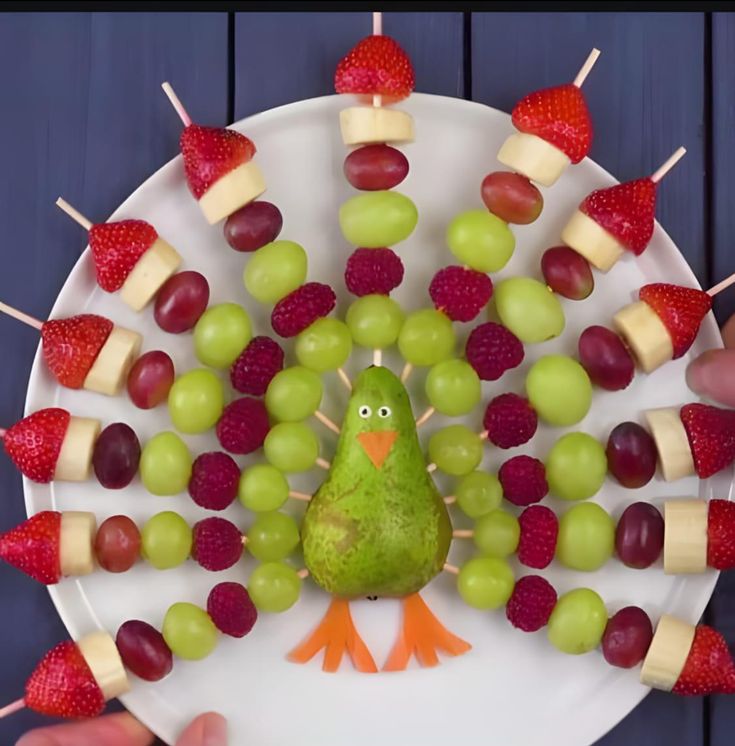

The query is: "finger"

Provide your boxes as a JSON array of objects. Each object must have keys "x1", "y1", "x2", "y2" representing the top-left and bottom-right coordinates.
[
  {"x1": 686, "y1": 348, "x2": 735, "y2": 407},
  {"x1": 176, "y1": 712, "x2": 228, "y2": 746},
  {"x1": 722, "y1": 313, "x2": 735, "y2": 349},
  {"x1": 16, "y1": 712, "x2": 154, "y2": 746}
]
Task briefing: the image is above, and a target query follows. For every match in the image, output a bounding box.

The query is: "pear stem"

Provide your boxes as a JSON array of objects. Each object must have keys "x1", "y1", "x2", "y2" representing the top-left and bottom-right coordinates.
[
  {"x1": 707, "y1": 273, "x2": 735, "y2": 297},
  {"x1": 443, "y1": 495, "x2": 456, "y2": 505},
  {"x1": 289, "y1": 490, "x2": 312, "y2": 502},
  {"x1": 452, "y1": 529, "x2": 473, "y2": 539},
  {"x1": 316, "y1": 457, "x2": 331, "y2": 471},
  {"x1": 297, "y1": 568, "x2": 310, "y2": 579},
  {"x1": 415, "y1": 407, "x2": 435, "y2": 428},
  {"x1": 0, "y1": 301, "x2": 43, "y2": 330},
  {"x1": 443, "y1": 563, "x2": 459, "y2": 575},
  {"x1": 373, "y1": 348, "x2": 382, "y2": 367},
  {"x1": 400, "y1": 363, "x2": 413, "y2": 383},
  {"x1": 0, "y1": 699, "x2": 25, "y2": 719},
  {"x1": 161, "y1": 81, "x2": 192, "y2": 127},
  {"x1": 336, "y1": 367, "x2": 352, "y2": 391},
  {"x1": 426, "y1": 463, "x2": 437, "y2": 474},
  {"x1": 573, "y1": 48, "x2": 601, "y2": 88},
  {"x1": 372, "y1": 12, "x2": 383, "y2": 108},
  {"x1": 313, "y1": 410, "x2": 341, "y2": 434},
  {"x1": 651, "y1": 146, "x2": 687, "y2": 184},
  {"x1": 55, "y1": 197, "x2": 93, "y2": 230}
]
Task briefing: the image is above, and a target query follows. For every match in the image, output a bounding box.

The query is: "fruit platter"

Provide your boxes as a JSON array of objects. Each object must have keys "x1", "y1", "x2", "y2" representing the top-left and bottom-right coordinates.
[{"x1": 1, "y1": 14, "x2": 734, "y2": 746}]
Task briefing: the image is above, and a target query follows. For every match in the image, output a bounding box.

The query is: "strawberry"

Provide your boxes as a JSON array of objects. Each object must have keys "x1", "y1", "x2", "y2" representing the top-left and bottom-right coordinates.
[
  {"x1": 680, "y1": 403, "x2": 735, "y2": 479},
  {"x1": 0, "y1": 511, "x2": 61, "y2": 584},
  {"x1": 89, "y1": 220, "x2": 158, "y2": 292},
  {"x1": 335, "y1": 35, "x2": 414, "y2": 101},
  {"x1": 511, "y1": 83, "x2": 592, "y2": 164},
  {"x1": 707, "y1": 499, "x2": 735, "y2": 570},
  {"x1": 180, "y1": 124, "x2": 256, "y2": 200},
  {"x1": 41, "y1": 314, "x2": 113, "y2": 389},
  {"x1": 25, "y1": 640, "x2": 106, "y2": 718},
  {"x1": 672, "y1": 624, "x2": 735, "y2": 695},
  {"x1": 580, "y1": 178, "x2": 657, "y2": 254},
  {"x1": 3, "y1": 407, "x2": 71, "y2": 483},
  {"x1": 639, "y1": 283, "x2": 712, "y2": 358}
]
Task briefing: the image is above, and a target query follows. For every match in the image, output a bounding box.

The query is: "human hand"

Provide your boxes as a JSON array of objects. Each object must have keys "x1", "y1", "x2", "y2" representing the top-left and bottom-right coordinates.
[
  {"x1": 686, "y1": 314, "x2": 735, "y2": 406},
  {"x1": 15, "y1": 711, "x2": 227, "y2": 746}
]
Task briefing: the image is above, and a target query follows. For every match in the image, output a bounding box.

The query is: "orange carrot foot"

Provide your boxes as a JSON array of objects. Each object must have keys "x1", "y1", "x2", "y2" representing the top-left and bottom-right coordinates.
[
  {"x1": 384, "y1": 592, "x2": 471, "y2": 671},
  {"x1": 288, "y1": 597, "x2": 377, "y2": 673}
]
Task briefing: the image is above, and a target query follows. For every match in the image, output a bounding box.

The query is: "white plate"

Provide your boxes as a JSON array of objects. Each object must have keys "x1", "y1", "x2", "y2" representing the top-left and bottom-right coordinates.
[{"x1": 23, "y1": 94, "x2": 727, "y2": 746}]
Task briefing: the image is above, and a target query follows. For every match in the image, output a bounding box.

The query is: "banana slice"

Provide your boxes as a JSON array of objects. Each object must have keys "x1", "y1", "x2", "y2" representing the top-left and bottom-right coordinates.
[
  {"x1": 496, "y1": 132, "x2": 571, "y2": 187},
  {"x1": 560, "y1": 210, "x2": 625, "y2": 272},
  {"x1": 83, "y1": 326, "x2": 143, "y2": 396},
  {"x1": 339, "y1": 107, "x2": 414, "y2": 146},
  {"x1": 59, "y1": 511, "x2": 97, "y2": 576},
  {"x1": 120, "y1": 238, "x2": 181, "y2": 312},
  {"x1": 644, "y1": 408, "x2": 695, "y2": 482},
  {"x1": 664, "y1": 499, "x2": 708, "y2": 574},
  {"x1": 198, "y1": 161, "x2": 266, "y2": 225},
  {"x1": 640, "y1": 614, "x2": 695, "y2": 691},
  {"x1": 613, "y1": 301, "x2": 674, "y2": 374},
  {"x1": 78, "y1": 631, "x2": 131, "y2": 700},
  {"x1": 54, "y1": 416, "x2": 100, "y2": 482}
]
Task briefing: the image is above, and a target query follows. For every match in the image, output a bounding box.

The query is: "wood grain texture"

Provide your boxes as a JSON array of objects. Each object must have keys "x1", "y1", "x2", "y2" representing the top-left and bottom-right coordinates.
[{"x1": 0, "y1": 12, "x2": 227, "y2": 744}]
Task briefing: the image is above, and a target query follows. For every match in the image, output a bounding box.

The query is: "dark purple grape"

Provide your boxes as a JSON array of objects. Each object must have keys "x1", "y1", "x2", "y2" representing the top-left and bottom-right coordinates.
[
  {"x1": 92, "y1": 423, "x2": 141, "y2": 489},
  {"x1": 116, "y1": 620, "x2": 173, "y2": 682},
  {"x1": 343, "y1": 144, "x2": 409, "y2": 190},
  {"x1": 615, "y1": 502, "x2": 664, "y2": 569},
  {"x1": 224, "y1": 201, "x2": 283, "y2": 252},
  {"x1": 541, "y1": 246, "x2": 594, "y2": 300},
  {"x1": 481, "y1": 171, "x2": 543, "y2": 224},
  {"x1": 95, "y1": 515, "x2": 141, "y2": 572},
  {"x1": 602, "y1": 606, "x2": 653, "y2": 668},
  {"x1": 607, "y1": 422, "x2": 657, "y2": 488},
  {"x1": 578, "y1": 326, "x2": 635, "y2": 391},
  {"x1": 127, "y1": 350, "x2": 175, "y2": 409},
  {"x1": 154, "y1": 271, "x2": 210, "y2": 333}
]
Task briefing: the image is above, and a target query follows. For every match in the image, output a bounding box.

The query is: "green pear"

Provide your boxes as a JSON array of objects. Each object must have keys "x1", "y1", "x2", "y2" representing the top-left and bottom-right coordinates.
[{"x1": 302, "y1": 366, "x2": 451, "y2": 597}]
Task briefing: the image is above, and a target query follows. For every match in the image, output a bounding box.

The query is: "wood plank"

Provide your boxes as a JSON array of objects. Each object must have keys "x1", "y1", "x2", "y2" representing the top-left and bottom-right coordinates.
[
  {"x1": 471, "y1": 12, "x2": 708, "y2": 283},
  {"x1": 234, "y1": 11, "x2": 464, "y2": 118},
  {"x1": 0, "y1": 12, "x2": 227, "y2": 744}
]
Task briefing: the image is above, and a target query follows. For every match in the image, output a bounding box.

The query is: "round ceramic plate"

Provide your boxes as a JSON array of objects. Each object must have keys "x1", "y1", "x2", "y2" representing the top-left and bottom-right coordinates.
[{"x1": 23, "y1": 94, "x2": 728, "y2": 746}]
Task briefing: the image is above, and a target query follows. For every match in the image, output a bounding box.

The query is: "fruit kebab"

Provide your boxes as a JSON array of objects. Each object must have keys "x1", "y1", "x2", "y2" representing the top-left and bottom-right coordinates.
[
  {"x1": 55, "y1": 198, "x2": 182, "y2": 312},
  {"x1": 0, "y1": 302, "x2": 142, "y2": 396}
]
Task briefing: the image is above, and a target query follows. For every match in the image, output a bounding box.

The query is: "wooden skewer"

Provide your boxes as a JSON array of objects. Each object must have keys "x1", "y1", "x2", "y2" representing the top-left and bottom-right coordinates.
[
  {"x1": 443, "y1": 495, "x2": 456, "y2": 505},
  {"x1": 0, "y1": 301, "x2": 43, "y2": 331},
  {"x1": 336, "y1": 367, "x2": 352, "y2": 391},
  {"x1": 313, "y1": 410, "x2": 341, "y2": 434},
  {"x1": 0, "y1": 698, "x2": 25, "y2": 719},
  {"x1": 0, "y1": 429, "x2": 6, "y2": 439},
  {"x1": 241, "y1": 535, "x2": 249, "y2": 546},
  {"x1": 373, "y1": 348, "x2": 383, "y2": 367},
  {"x1": 316, "y1": 457, "x2": 331, "y2": 471},
  {"x1": 426, "y1": 463, "x2": 437, "y2": 474},
  {"x1": 572, "y1": 48, "x2": 601, "y2": 88},
  {"x1": 707, "y1": 274, "x2": 735, "y2": 297},
  {"x1": 55, "y1": 198, "x2": 93, "y2": 230},
  {"x1": 372, "y1": 12, "x2": 383, "y2": 108},
  {"x1": 651, "y1": 146, "x2": 686, "y2": 184},
  {"x1": 443, "y1": 562, "x2": 459, "y2": 575},
  {"x1": 479, "y1": 430, "x2": 489, "y2": 441},
  {"x1": 400, "y1": 362, "x2": 413, "y2": 383},
  {"x1": 161, "y1": 81, "x2": 192, "y2": 127},
  {"x1": 452, "y1": 529, "x2": 473, "y2": 539},
  {"x1": 297, "y1": 568, "x2": 310, "y2": 579},
  {"x1": 289, "y1": 490, "x2": 312, "y2": 502},
  {"x1": 415, "y1": 406, "x2": 435, "y2": 428}
]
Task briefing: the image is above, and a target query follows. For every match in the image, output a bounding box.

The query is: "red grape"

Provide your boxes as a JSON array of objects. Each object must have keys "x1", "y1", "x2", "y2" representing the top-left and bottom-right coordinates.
[
  {"x1": 127, "y1": 351, "x2": 175, "y2": 409},
  {"x1": 541, "y1": 246, "x2": 594, "y2": 300},
  {"x1": 343, "y1": 144, "x2": 409, "y2": 191},
  {"x1": 578, "y1": 326, "x2": 635, "y2": 391},
  {"x1": 116, "y1": 619, "x2": 173, "y2": 681},
  {"x1": 615, "y1": 502, "x2": 664, "y2": 569},
  {"x1": 154, "y1": 271, "x2": 210, "y2": 333},
  {"x1": 95, "y1": 515, "x2": 141, "y2": 572},
  {"x1": 602, "y1": 606, "x2": 653, "y2": 668},
  {"x1": 481, "y1": 171, "x2": 543, "y2": 224},
  {"x1": 607, "y1": 422, "x2": 657, "y2": 489},
  {"x1": 224, "y1": 201, "x2": 283, "y2": 252},
  {"x1": 92, "y1": 423, "x2": 141, "y2": 489}
]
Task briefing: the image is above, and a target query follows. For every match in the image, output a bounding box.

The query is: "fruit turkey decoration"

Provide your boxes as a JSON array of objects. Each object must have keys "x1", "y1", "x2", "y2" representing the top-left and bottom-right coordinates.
[{"x1": 3, "y1": 11, "x2": 735, "y2": 732}]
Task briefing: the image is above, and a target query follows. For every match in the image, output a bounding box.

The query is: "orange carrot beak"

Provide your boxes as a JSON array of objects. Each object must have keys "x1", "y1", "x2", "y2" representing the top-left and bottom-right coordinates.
[{"x1": 357, "y1": 430, "x2": 398, "y2": 470}]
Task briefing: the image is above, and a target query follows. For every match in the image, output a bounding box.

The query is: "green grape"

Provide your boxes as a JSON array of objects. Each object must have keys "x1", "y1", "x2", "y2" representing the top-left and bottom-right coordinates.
[
  {"x1": 526, "y1": 355, "x2": 592, "y2": 426},
  {"x1": 194, "y1": 303, "x2": 252, "y2": 368},
  {"x1": 546, "y1": 432, "x2": 607, "y2": 501},
  {"x1": 239, "y1": 463, "x2": 289, "y2": 512},
  {"x1": 248, "y1": 561, "x2": 301, "y2": 612},
  {"x1": 446, "y1": 209, "x2": 515, "y2": 272},
  {"x1": 162, "y1": 602, "x2": 218, "y2": 660},
  {"x1": 547, "y1": 588, "x2": 608, "y2": 655},
  {"x1": 473, "y1": 509, "x2": 520, "y2": 558},
  {"x1": 141, "y1": 511, "x2": 192, "y2": 569},
  {"x1": 425, "y1": 359, "x2": 481, "y2": 416},
  {"x1": 339, "y1": 191, "x2": 418, "y2": 247},
  {"x1": 295, "y1": 318, "x2": 352, "y2": 372},
  {"x1": 167, "y1": 369, "x2": 224, "y2": 434},
  {"x1": 428, "y1": 425, "x2": 483, "y2": 476},
  {"x1": 455, "y1": 471, "x2": 502, "y2": 518},
  {"x1": 265, "y1": 366, "x2": 323, "y2": 422},
  {"x1": 140, "y1": 432, "x2": 192, "y2": 496},
  {"x1": 247, "y1": 512, "x2": 301, "y2": 561},
  {"x1": 398, "y1": 309, "x2": 455, "y2": 366},
  {"x1": 346, "y1": 295, "x2": 404, "y2": 349},
  {"x1": 243, "y1": 240, "x2": 307, "y2": 304},
  {"x1": 264, "y1": 422, "x2": 319, "y2": 472},
  {"x1": 457, "y1": 556, "x2": 515, "y2": 610},
  {"x1": 556, "y1": 502, "x2": 615, "y2": 571},
  {"x1": 495, "y1": 277, "x2": 565, "y2": 343}
]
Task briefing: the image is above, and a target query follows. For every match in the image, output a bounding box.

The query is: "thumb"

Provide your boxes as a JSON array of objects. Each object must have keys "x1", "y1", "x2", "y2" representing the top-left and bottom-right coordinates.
[
  {"x1": 686, "y1": 348, "x2": 735, "y2": 407},
  {"x1": 175, "y1": 712, "x2": 227, "y2": 746}
]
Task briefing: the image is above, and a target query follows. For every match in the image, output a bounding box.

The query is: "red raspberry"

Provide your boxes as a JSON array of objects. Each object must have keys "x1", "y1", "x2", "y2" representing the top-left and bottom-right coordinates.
[
  {"x1": 483, "y1": 394, "x2": 538, "y2": 449},
  {"x1": 345, "y1": 247, "x2": 404, "y2": 296},
  {"x1": 191, "y1": 517, "x2": 243, "y2": 571},
  {"x1": 429, "y1": 266, "x2": 493, "y2": 322},
  {"x1": 271, "y1": 282, "x2": 336, "y2": 338},
  {"x1": 506, "y1": 575, "x2": 558, "y2": 632},
  {"x1": 216, "y1": 397, "x2": 270, "y2": 455},
  {"x1": 230, "y1": 336, "x2": 284, "y2": 396},
  {"x1": 499, "y1": 455, "x2": 548, "y2": 506},
  {"x1": 207, "y1": 581, "x2": 258, "y2": 638},
  {"x1": 465, "y1": 322, "x2": 524, "y2": 380},
  {"x1": 188, "y1": 452, "x2": 240, "y2": 511},
  {"x1": 518, "y1": 505, "x2": 558, "y2": 569}
]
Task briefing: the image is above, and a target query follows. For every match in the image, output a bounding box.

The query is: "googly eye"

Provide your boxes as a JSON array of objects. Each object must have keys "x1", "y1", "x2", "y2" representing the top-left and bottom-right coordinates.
[
  {"x1": 358, "y1": 405, "x2": 372, "y2": 419},
  {"x1": 378, "y1": 406, "x2": 392, "y2": 418}
]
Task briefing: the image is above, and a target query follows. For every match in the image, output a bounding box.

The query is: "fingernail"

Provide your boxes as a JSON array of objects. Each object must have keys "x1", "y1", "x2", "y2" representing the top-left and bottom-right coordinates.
[
  {"x1": 686, "y1": 357, "x2": 706, "y2": 395},
  {"x1": 202, "y1": 712, "x2": 228, "y2": 746}
]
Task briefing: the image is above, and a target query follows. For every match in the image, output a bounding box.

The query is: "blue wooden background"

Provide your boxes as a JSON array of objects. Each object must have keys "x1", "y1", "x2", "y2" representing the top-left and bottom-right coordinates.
[{"x1": 0, "y1": 11, "x2": 732, "y2": 745}]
